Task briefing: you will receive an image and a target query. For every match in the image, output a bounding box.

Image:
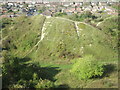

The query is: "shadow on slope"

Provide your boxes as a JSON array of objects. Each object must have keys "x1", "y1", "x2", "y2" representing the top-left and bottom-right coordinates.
[
  {"x1": 57, "y1": 84, "x2": 70, "y2": 88},
  {"x1": 2, "y1": 56, "x2": 60, "y2": 88},
  {"x1": 103, "y1": 64, "x2": 117, "y2": 77}
]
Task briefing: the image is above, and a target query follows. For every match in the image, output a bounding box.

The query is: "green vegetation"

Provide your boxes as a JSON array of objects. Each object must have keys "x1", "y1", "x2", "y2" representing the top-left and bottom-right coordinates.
[
  {"x1": 111, "y1": 3, "x2": 119, "y2": 10},
  {"x1": 2, "y1": 15, "x2": 46, "y2": 57},
  {"x1": 71, "y1": 55, "x2": 104, "y2": 80},
  {"x1": 54, "y1": 12, "x2": 67, "y2": 17},
  {"x1": 63, "y1": 11, "x2": 97, "y2": 22},
  {"x1": 35, "y1": 79, "x2": 55, "y2": 88},
  {"x1": 2, "y1": 53, "x2": 56, "y2": 88},
  {"x1": 28, "y1": 17, "x2": 79, "y2": 62},
  {"x1": 37, "y1": 6, "x2": 47, "y2": 14},
  {"x1": 1, "y1": 15, "x2": 118, "y2": 88},
  {"x1": 77, "y1": 22, "x2": 118, "y2": 61},
  {"x1": 98, "y1": 16, "x2": 119, "y2": 49}
]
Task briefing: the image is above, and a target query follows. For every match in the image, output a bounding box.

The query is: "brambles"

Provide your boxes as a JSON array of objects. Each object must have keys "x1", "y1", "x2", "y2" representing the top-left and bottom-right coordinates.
[{"x1": 71, "y1": 55, "x2": 105, "y2": 80}]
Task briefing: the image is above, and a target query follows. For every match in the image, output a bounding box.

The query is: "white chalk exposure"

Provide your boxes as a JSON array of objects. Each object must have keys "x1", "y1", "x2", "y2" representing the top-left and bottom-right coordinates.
[
  {"x1": 24, "y1": 18, "x2": 52, "y2": 57},
  {"x1": 75, "y1": 22, "x2": 80, "y2": 38}
]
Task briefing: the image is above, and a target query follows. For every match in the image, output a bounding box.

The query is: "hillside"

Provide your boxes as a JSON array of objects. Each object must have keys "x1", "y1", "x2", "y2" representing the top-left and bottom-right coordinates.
[
  {"x1": 1, "y1": 15, "x2": 118, "y2": 88},
  {"x1": 98, "y1": 16, "x2": 119, "y2": 49}
]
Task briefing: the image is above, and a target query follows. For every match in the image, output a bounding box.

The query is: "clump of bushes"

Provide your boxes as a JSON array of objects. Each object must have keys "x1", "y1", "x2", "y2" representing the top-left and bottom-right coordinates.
[
  {"x1": 35, "y1": 79, "x2": 55, "y2": 88},
  {"x1": 9, "y1": 73, "x2": 55, "y2": 88},
  {"x1": 2, "y1": 53, "x2": 56, "y2": 88},
  {"x1": 10, "y1": 84, "x2": 25, "y2": 88},
  {"x1": 68, "y1": 11, "x2": 97, "y2": 21},
  {"x1": 54, "y1": 12, "x2": 67, "y2": 17},
  {"x1": 70, "y1": 55, "x2": 105, "y2": 80}
]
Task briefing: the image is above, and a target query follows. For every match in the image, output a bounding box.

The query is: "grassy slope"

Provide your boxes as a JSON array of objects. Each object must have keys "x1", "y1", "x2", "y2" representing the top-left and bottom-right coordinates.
[
  {"x1": 2, "y1": 15, "x2": 118, "y2": 88},
  {"x1": 28, "y1": 17, "x2": 80, "y2": 63},
  {"x1": 2, "y1": 15, "x2": 46, "y2": 57},
  {"x1": 98, "y1": 16, "x2": 118, "y2": 49},
  {"x1": 78, "y1": 22, "x2": 118, "y2": 62},
  {"x1": 28, "y1": 17, "x2": 118, "y2": 63}
]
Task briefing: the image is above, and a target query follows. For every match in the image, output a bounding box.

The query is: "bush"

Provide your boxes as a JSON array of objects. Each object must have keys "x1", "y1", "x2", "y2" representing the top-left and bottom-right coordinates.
[
  {"x1": 54, "y1": 12, "x2": 67, "y2": 17},
  {"x1": 68, "y1": 14, "x2": 79, "y2": 21},
  {"x1": 68, "y1": 12, "x2": 97, "y2": 22},
  {"x1": 10, "y1": 84, "x2": 25, "y2": 88},
  {"x1": 35, "y1": 79, "x2": 55, "y2": 88},
  {"x1": 70, "y1": 55, "x2": 105, "y2": 80}
]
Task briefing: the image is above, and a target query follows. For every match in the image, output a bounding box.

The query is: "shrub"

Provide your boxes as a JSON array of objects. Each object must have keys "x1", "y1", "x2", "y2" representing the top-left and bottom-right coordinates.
[
  {"x1": 68, "y1": 14, "x2": 80, "y2": 21},
  {"x1": 10, "y1": 84, "x2": 25, "y2": 88},
  {"x1": 35, "y1": 79, "x2": 55, "y2": 88},
  {"x1": 54, "y1": 12, "x2": 67, "y2": 17},
  {"x1": 70, "y1": 55, "x2": 105, "y2": 80}
]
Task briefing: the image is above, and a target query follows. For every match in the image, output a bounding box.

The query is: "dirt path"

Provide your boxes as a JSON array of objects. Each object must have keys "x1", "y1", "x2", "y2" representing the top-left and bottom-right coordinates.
[
  {"x1": 23, "y1": 16, "x2": 54, "y2": 57},
  {"x1": 23, "y1": 18, "x2": 47, "y2": 57},
  {"x1": 55, "y1": 17, "x2": 91, "y2": 26},
  {"x1": 74, "y1": 22, "x2": 80, "y2": 38},
  {"x1": 56, "y1": 17, "x2": 87, "y2": 39},
  {"x1": 96, "y1": 16, "x2": 114, "y2": 26},
  {"x1": 55, "y1": 17, "x2": 82, "y2": 38},
  {"x1": 40, "y1": 21, "x2": 47, "y2": 41}
]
